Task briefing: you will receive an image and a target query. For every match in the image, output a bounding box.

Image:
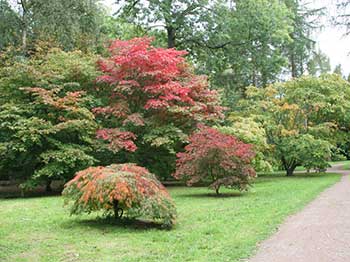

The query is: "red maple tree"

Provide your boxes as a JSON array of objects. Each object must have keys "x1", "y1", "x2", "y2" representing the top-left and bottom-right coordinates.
[
  {"x1": 94, "y1": 37, "x2": 224, "y2": 153},
  {"x1": 173, "y1": 125, "x2": 256, "y2": 194}
]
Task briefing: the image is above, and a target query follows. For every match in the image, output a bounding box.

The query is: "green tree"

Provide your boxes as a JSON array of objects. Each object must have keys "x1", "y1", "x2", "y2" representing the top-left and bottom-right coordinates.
[
  {"x1": 333, "y1": 64, "x2": 344, "y2": 77},
  {"x1": 115, "y1": 0, "x2": 211, "y2": 48},
  {"x1": 283, "y1": 0, "x2": 325, "y2": 78},
  {"x1": 6, "y1": 0, "x2": 106, "y2": 52},
  {"x1": 198, "y1": 0, "x2": 293, "y2": 108},
  {"x1": 0, "y1": 47, "x2": 100, "y2": 190},
  {"x1": 278, "y1": 134, "x2": 332, "y2": 175},
  {"x1": 0, "y1": 89, "x2": 97, "y2": 190},
  {"x1": 242, "y1": 74, "x2": 350, "y2": 176},
  {"x1": 100, "y1": 16, "x2": 145, "y2": 40},
  {"x1": 0, "y1": 0, "x2": 21, "y2": 49}
]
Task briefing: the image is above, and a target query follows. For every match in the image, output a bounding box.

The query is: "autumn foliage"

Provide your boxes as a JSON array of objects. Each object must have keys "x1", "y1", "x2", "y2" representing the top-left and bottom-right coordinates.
[
  {"x1": 0, "y1": 47, "x2": 99, "y2": 186},
  {"x1": 173, "y1": 125, "x2": 256, "y2": 194},
  {"x1": 62, "y1": 163, "x2": 177, "y2": 227},
  {"x1": 94, "y1": 37, "x2": 224, "y2": 154}
]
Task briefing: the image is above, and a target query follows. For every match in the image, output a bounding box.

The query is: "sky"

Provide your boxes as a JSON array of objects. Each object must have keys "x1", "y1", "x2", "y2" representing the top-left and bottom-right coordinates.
[
  {"x1": 311, "y1": 0, "x2": 350, "y2": 76},
  {"x1": 103, "y1": 0, "x2": 350, "y2": 76}
]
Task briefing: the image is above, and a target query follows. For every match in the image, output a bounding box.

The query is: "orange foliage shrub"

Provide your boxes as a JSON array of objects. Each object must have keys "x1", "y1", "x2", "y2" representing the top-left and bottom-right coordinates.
[{"x1": 62, "y1": 163, "x2": 176, "y2": 227}]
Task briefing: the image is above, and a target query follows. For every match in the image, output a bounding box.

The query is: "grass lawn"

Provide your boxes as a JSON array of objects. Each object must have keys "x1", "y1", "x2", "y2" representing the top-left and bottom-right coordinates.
[
  {"x1": 343, "y1": 162, "x2": 350, "y2": 170},
  {"x1": 295, "y1": 160, "x2": 350, "y2": 172},
  {"x1": 0, "y1": 173, "x2": 341, "y2": 262},
  {"x1": 329, "y1": 160, "x2": 350, "y2": 164}
]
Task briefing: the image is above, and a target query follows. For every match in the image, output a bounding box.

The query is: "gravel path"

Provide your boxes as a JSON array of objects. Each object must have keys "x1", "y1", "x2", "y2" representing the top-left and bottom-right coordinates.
[{"x1": 248, "y1": 164, "x2": 350, "y2": 262}]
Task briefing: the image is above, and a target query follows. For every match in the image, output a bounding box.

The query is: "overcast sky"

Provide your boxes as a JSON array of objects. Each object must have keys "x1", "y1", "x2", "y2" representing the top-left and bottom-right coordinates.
[
  {"x1": 103, "y1": 0, "x2": 350, "y2": 76},
  {"x1": 311, "y1": 0, "x2": 350, "y2": 76}
]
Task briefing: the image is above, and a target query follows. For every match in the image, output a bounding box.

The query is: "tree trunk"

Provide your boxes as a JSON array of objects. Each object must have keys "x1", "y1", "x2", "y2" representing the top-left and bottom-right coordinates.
[
  {"x1": 252, "y1": 69, "x2": 258, "y2": 87},
  {"x1": 282, "y1": 156, "x2": 296, "y2": 177},
  {"x1": 286, "y1": 168, "x2": 295, "y2": 176},
  {"x1": 289, "y1": 32, "x2": 297, "y2": 78},
  {"x1": 290, "y1": 51, "x2": 297, "y2": 78},
  {"x1": 113, "y1": 200, "x2": 119, "y2": 218},
  {"x1": 113, "y1": 199, "x2": 123, "y2": 219},
  {"x1": 45, "y1": 180, "x2": 52, "y2": 192},
  {"x1": 215, "y1": 187, "x2": 220, "y2": 195},
  {"x1": 22, "y1": 25, "x2": 27, "y2": 51},
  {"x1": 166, "y1": 26, "x2": 176, "y2": 48},
  {"x1": 20, "y1": 0, "x2": 28, "y2": 52},
  {"x1": 286, "y1": 164, "x2": 297, "y2": 176}
]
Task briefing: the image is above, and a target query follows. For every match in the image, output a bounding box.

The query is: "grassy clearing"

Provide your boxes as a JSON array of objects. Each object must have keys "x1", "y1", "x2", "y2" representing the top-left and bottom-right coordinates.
[
  {"x1": 0, "y1": 173, "x2": 341, "y2": 262},
  {"x1": 329, "y1": 160, "x2": 350, "y2": 165},
  {"x1": 343, "y1": 162, "x2": 350, "y2": 170},
  {"x1": 295, "y1": 160, "x2": 350, "y2": 172},
  {"x1": 330, "y1": 160, "x2": 350, "y2": 170}
]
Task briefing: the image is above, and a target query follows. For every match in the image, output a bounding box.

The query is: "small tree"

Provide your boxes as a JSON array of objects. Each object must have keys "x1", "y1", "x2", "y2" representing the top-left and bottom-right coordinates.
[
  {"x1": 173, "y1": 125, "x2": 256, "y2": 195},
  {"x1": 218, "y1": 116, "x2": 273, "y2": 172},
  {"x1": 278, "y1": 135, "x2": 332, "y2": 175},
  {"x1": 62, "y1": 163, "x2": 177, "y2": 228}
]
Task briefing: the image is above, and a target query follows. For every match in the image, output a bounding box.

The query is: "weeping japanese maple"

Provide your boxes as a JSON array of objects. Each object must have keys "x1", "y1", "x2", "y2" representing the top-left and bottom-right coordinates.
[
  {"x1": 93, "y1": 37, "x2": 224, "y2": 178},
  {"x1": 173, "y1": 125, "x2": 256, "y2": 195},
  {"x1": 62, "y1": 163, "x2": 177, "y2": 227}
]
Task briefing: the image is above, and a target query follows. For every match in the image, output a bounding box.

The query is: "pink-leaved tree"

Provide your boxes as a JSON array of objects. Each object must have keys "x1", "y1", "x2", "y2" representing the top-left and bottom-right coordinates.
[
  {"x1": 93, "y1": 37, "x2": 224, "y2": 178},
  {"x1": 174, "y1": 125, "x2": 256, "y2": 194}
]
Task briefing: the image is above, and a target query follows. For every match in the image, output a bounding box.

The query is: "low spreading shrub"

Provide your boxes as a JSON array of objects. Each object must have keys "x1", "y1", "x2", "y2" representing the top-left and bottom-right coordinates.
[{"x1": 62, "y1": 163, "x2": 177, "y2": 228}]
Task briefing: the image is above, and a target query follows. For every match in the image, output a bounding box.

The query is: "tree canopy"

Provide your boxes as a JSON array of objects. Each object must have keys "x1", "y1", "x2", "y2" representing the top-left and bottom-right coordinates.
[{"x1": 241, "y1": 74, "x2": 350, "y2": 175}]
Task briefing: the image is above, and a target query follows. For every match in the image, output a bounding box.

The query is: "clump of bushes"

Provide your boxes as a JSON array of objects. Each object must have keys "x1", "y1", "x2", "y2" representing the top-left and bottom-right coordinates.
[
  {"x1": 62, "y1": 163, "x2": 177, "y2": 228},
  {"x1": 173, "y1": 125, "x2": 256, "y2": 195},
  {"x1": 0, "y1": 45, "x2": 100, "y2": 188}
]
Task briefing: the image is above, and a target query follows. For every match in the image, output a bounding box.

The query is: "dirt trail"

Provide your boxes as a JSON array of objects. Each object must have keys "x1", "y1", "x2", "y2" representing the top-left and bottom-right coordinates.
[{"x1": 248, "y1": 164, "x2": 350, "y2": 262}]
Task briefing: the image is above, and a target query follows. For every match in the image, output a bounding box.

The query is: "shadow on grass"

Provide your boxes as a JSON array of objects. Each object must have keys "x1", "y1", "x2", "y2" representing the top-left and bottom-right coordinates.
[
  {"x1": 257, "y1": 172, "x2": 329, "y2": 178},
  {"x1": 64, "y1": 216, "x2": 169, "y2": 231},
  {"x1": 252, "y1": 173, "x2": 334, "y2": 186},
  {"x1": 180, "y1": 191, "x2": 244, "y2": 198}
]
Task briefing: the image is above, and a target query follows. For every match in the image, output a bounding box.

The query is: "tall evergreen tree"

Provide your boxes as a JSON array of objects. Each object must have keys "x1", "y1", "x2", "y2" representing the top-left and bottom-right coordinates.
[
  {"x1": 333, "y1": 64, "x2": 344, "y2": 77},
  {"x1": 307, "y1": 49, "x2": 331, "y2": 76},
  {"x1": 283, "y1": 0, "x2": 325, "y2": 77}
]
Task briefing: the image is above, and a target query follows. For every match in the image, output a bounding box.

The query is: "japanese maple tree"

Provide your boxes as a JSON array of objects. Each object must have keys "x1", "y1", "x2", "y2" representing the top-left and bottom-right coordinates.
[
  {"x1": 0, "y1": 47, "x2": 99, "y2": 187},
  {"x1": 94, "y1": 37, "x2": 224, "y2": 178},
  {"x1": 173, "y1": 125, "x2": 256, "y2": 195},
  {"x1": 241, "y1": 74, "x2": 350, "y2": 176},
  {"x1": 62, "y1": 163, "x2": 177, "y2": 227},
  {"x1": 24, "y1": 87, "x2": 97, "y2": 188}
]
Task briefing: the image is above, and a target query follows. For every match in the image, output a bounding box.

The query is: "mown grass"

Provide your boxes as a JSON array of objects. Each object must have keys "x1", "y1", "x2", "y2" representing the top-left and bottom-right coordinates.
[
  {"x1": 0, "y1": 173, "x2": 341, "y2": 262},
  {"x1": 295, "y1": 160, "x2": 350, "y2": 172},
  {"x1": 329, "y1": 160, "x2": 350, "y2": 165},
  {"x1": 338, "y1": 161, "x2": 350, "y2": 170}
]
